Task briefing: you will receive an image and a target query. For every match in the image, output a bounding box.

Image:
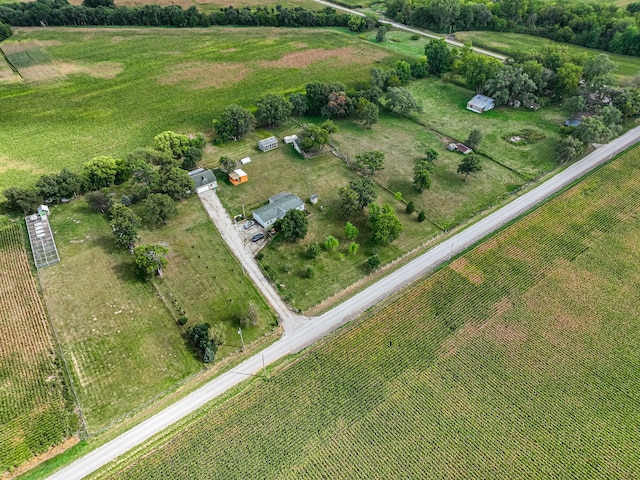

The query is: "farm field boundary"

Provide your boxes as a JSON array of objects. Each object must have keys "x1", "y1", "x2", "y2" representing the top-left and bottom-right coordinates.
[
  {"x1": 0, "y1": 221, "x2": 77, "y2": 477},
  {"x1": 88, "y1": 135, "x2": 640, "y2": 480}
]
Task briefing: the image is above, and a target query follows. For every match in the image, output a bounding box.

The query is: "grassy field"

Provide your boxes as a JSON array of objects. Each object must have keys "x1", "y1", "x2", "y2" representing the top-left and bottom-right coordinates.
[
  {"x1": 89, "y1": 143, "x2": 640, "y2": 480},
  {"x1": 38, "y1": 195, "x2": 274, "y2": 433},
  {"x1": 455, "y1": 30, "x2": 640, "y2": 82},
  {"x1": 0, "y1": 219, "x2": 77, "y2": 475},
  {"x1": 0, "y1": 26, "x2": 402, "y2": 197}
]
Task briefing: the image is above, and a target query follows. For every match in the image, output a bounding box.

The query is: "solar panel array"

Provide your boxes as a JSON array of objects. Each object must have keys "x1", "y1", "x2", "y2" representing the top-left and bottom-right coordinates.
[{"x1": 25, "y1": 214, "x2": 60, "y2": 269}]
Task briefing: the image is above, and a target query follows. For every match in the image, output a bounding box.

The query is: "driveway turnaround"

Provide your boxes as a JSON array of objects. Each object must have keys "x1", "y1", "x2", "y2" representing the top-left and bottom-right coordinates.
[{"x1": 48, "y1": 125, "x2": 640, "y2": 479}]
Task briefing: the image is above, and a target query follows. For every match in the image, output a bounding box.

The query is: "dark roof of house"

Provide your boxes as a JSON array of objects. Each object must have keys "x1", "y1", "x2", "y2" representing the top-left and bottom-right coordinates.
[
  {"x1": 253, "y1": 193, "x2": 304, "y2": 224},
  {"x1": 188, "y1": 168, "x2": 216, "y2": 188}
]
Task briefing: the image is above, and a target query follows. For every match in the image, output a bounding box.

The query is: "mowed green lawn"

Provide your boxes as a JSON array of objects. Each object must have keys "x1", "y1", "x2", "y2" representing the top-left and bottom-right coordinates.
[
  {"x1": 0, "y1": 26, "x2": 400, "y2": 197},
  {"x1": 455, "y1": 30, "x2": 640, "y2": 81},
  {"x1": 89, "y1": 144, "x2": 640, "y2": 480},
  {"x1": 39, "y1": 195, "x2": 274, "y2": 432}
]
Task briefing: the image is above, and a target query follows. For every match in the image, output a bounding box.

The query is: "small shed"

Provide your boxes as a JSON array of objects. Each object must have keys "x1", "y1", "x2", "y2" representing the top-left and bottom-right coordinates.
[
  {"x1": 240, "y1": 157, "x2": 252, "y2": 165},
  {"x1": 284, "y1": 135, "x2": 298, "y2": 144},
  {"x1": 252, "y1": 192, "x2": 304, "y2": 228},
  {"x1": 37, "y1": 205, "x2": 50, "y2": 218},
  {"x1": 229, "y1": 169, "x2": 248, "y2": 186},
  {"x1": 457, "y1": 144, "x2": 473, "y2": 155},
  {"x1": 467, "y1": 94, "x2": 495, "y2": 114},
  {"x1": 188, "y1": 168, "x2": 217, "y2": 194},
  {"x1": 258, "y1": 136, "x2": 278, "y2": 152},
  {"x1": 310, "y1": 194, "x2": 319, "y2": 204}
]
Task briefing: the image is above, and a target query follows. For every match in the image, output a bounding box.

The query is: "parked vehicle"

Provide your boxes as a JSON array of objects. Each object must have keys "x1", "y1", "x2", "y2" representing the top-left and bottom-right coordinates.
[
  {"x1": 251, "y1": 233, "x2": 265, "y2": 242},
  {"x1": 243, "y1": 220, "x2": 256, "y2": 229}
]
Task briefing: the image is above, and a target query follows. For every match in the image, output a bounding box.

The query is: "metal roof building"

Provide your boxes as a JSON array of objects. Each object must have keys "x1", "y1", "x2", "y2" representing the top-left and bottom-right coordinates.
[{"x1": 252, "y1": 192, "x2": 304, "y2": 228}]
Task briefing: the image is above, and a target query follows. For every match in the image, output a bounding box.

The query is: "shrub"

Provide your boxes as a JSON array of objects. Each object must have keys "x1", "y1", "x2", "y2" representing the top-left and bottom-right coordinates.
[
  {"x1": 409, "y1": 34, "x2": 420, "y2": 40},
  {"x1": 256, "y1": 252, "x2": 264, "y2": 261},
  {"x1": 367, "y1": 254, "x2": 380, "y2": 270},
  {"x1": 418, "y1": 210, "x2": 426, "y2": 222},
  {"x1": 324, "y1": 235, "x2": 339, "y2": 251},
  {"x1": 303, "y1": 266, "x2": 315, "y2": 278},
  {"x1": 306, "y1": 243, "x2": 321, "y2": 259},
  {"x1": 348, "y1": 242, "x2": 360, "y2": 255},
  {"x1": 406, "y1": 200, "x2": 416, "y2": 214},
  {"x1": 177, "y1": 316, "x2": 188, "y2": 326}
]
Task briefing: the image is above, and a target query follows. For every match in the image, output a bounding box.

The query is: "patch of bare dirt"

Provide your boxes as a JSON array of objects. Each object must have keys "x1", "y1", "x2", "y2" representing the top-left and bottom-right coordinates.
[
  {"x1": 19, "y1": 61, "x2": 122, "y2": 81},
  {"x1": 258, "y1": 47, "x2": 386, "y2": 69},
  {"x1": 449, "y1": 257, "x2": 483, "y2": 284},
  {"x1": 2, "y1": 436, "x2": 80, "y2": 480},
  {"x1": 158, "y1": 62, "x2": 250, "y2": 90},
  {"x1": 219, "y1": 48, "x2": 238, "y2": 53},
  {"x1": 484, "y1": 321, "x2": 527, "y2": 344}
]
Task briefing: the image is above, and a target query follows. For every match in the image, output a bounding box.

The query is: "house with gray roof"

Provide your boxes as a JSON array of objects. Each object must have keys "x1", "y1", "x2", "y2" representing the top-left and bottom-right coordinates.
[
  {"x1": 188, "y1": 168, "x2": 217, "y2": 194},
  {"x1": 252, "y1": 192, "x2": 305, "y2": 228}
]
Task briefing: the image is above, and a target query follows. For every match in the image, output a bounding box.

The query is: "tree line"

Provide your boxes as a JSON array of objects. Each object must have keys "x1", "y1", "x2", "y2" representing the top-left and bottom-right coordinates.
[
  {"x1": 385, "y1": 0, "x2": 640, "y2": 56},
  {"x1": 0, "y1": 0, "x2": 353, "y2": 28}
]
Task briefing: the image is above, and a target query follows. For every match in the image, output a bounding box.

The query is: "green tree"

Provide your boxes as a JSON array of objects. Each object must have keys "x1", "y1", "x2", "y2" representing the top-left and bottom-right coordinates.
[
  {"x1": 214, "y1": 104, "x2": 256, "y2": 141},
  {"x1": 383, "y1": 87, "x2": 422, "y2": 116},
  {"x1": 554, "y1": 62, "x2": 583, "y2": 99},
  {"x1": 186, "y1": 323, "x2": 217, "y2": 363},
  {"x1": 83, "y1": 156, "x2": 118, "y2": 190},
  {"x1": 355, "y1": 150, "x2": 385, "y2": 176},
  {"x1": 56, "y1": 169, "x2": 85, "y2": 199},
  {"x1": 219, "y1": 156, "x2": 236, "y2": 174},
  {"x1": 348, "y1": 242, "x2": 359, "y2": 255},
  {"x1": 411, "y1": 56, "x2": 428, "y2": 78},
  {"x1": 110, "y1": 203, "x2": 140, "y2": 252},
  {"x1": 348, "y1": 15, "x2": 367, "y2": 32},
  {"x1": 142, "y1": 193, "x2": 177, "y2": 226},
  {"x1": 429, "y1": 0, "x2": 460, "y2": 32},
  {"x1": 299, "y1": 122, "x2": 336, "y2": 153},
  {"x1": 0, "y1": 22, "x2": 13, "y2": 43},
  {"x1": 555, "y1": 136, "x2": 584, "y2": 164},
  {"x1": 134, "y1": 243, "x2": 169, "y2": 278},
  {"x1": 289, "y1": 93, "x2": 309, "y2": 116},
  {"x1": 424, "y1": 147, "x2": 439, "y2": 163},
  {"x1": 375, "y1": 25, "x2": 387, "y2": 42},
  {"x1": 582, "y1": 54, "x2": 616, "y2": 94},
  {"x1": 486, "y1": 65, "x2": 538, "y2": 106},
  {"x1": 279, "y1": 209, "x2": 308, "y2": 241},
  {"x1": 565, "y1": 95, "x2": 587, "y2": 114},
  {"x1": 321, "y1": 91, "x2": 352, "y2": 118},
  {"x1": 457, "y1": 154, "x2": 483, "y2": 181},
  {"x1": 369, "y1": 203, "x2": 403, "y2": 245},
  {"x1": 344, "y1": 221, "x2": 359, "y2": 240},
  {"x1": 424, "y1": 38, "x2": 454, "y2": 75},
  {"x1": 395, "y1": 60, "x2": 412, "y2": 85},
  {"x1": 154, "y1": 167, "x2": 192, "y2": 200},
  {"x1": 354, "y1": 97, "x2": 379, "y2": 128},
  {"x1": 3, "y1": 187, "x2": 42, "y2": 214},
  {"x1": 35, "y1": 174, "x2": 60, "y2": 203},
  {"x1": 366, "y1": 254, "x2": 380, "y2": 270},
  {"x1": 413, "y1": 159, "x2": 434, "y2": 192},
  {"x1": 350, "y1": 177, "x2": 377, "y2": 209},
  {"x1": 306, "y1": 243, "x2": 321, "y2": 259},
  {"x1": 574, "y1": 117, "x2": 614, "y2": 144},
  {"x1": 153, "y1": 131, "x2": 191, "y2": 161},
  {"x1": 466, "y1": 129, "x2": 483, "y2": 150},
  {"x1": 417, "y1": 210, "x2": 427, "y2": 222},
  {"x1": 338, "y1": 186, "x2": 361, "y2": 218},
  {"x1": 256, "y1": 94, "x2": 293, "y2": 127},
  {"x1": 458, "y1": 49, "x2": 502, "y2": 93},
  {"x1": 324, "y1": 235, "x2": 339, "y2": 251},
  {"x1": 405, "y1": 200, "x2": 415, "y2": 214}
]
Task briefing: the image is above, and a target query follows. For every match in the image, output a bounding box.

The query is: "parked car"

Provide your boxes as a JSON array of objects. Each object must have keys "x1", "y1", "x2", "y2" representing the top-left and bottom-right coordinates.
[
  {"x1": 251, "y1": 233, "x2": 265, "y2": 242},
  {"x1": 243, "y1": 220, "x2": 256, "y2": 229}
]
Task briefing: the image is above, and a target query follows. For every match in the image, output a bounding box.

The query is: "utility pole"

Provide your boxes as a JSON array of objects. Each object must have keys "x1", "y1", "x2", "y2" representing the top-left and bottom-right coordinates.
[
  {"x1": 238, "y1": 328, "x2": 245, "y2": 351},
  {"x1": 242, "y1": 203, "x2": 245, "y2": 219},
  {"x1": 262, "y1": 354, "x2": 267, "y2": 380}
]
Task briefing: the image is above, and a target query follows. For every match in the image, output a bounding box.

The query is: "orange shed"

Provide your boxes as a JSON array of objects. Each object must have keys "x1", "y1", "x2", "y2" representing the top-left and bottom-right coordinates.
[{"x1": 229, "y1": 168, "x2": 248, "y2": 186}]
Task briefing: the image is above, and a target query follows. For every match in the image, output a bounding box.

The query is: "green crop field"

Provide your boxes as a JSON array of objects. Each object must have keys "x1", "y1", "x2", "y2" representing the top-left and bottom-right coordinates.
[
  {"x1": 455, "y1": 30, "x2": 640, "y2": 82},
  {"x1": 0, "y1": 219, "x2": 78, "y2": 475},
  {"x1": 90, "y1": 145, "x2": 640, "y2": 479},
  {"x1": 0, "y1": 26, "x2": 401, "y2": 197},
  {"x1": 37, "y1": 195, "x2": 274, "y2": 433}
]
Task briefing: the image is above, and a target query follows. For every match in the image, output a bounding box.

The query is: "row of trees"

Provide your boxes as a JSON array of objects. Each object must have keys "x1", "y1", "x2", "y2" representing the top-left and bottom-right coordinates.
[
  {"x1": 0, "y1": 0, "x2": 353, "y2": 29},
  {"x1": 3, "y1": 130, "x2": 203, "y2": 215},
  {"x1": 385, "y1": 0, "x2": 640, "y2": 56}
]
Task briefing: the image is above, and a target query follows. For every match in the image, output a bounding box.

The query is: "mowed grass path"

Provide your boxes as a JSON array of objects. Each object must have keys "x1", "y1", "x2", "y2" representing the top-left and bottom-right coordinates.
[
  {"x1": 38, "y1": 195, "x2": 274, "y2": 433},
  {"x1": 91, "y1": 145, "x2": 640, "y2": 479},
  {"x1": 0, "y1": 26, "x2": 399, "y2": 195},
  {"x1": 0, "y1": 220, "x2": 77, "y2": 474}
]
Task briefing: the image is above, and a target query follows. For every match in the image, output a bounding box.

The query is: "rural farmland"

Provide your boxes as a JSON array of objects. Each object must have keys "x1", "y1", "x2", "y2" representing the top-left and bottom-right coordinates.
[
  {"x1": 89, "y1": 143, "x2": 640, "y2": 479},
  {"x1": 0, "y1": 220, "x2": 77, "y2": 474}
]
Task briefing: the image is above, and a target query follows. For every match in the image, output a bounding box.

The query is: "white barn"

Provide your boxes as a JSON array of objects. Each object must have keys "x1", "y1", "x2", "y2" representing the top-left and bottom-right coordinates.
[{"x1": 467, "y1": 94, "x2": 495, "y2": 114}]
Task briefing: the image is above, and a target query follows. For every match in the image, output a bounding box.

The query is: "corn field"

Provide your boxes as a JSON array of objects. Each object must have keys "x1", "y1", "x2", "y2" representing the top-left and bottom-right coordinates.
[{"x1": 0, "y1": 223, "x2": 77, "y2": 474}]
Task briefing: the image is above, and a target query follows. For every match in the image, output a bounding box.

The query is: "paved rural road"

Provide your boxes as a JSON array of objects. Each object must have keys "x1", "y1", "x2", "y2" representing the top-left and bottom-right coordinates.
[
  {"x1": 48, "y1": 125, "x2": 640, "y2": 480},
  {"x1": 311, "y1": 0, "x2": 507, "y2": 61}
]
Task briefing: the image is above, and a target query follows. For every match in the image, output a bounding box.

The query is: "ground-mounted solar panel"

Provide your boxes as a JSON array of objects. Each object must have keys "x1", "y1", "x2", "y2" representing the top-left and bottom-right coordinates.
[{"x1": 25, "y1": 213, "x2": 60, "y2": 269}]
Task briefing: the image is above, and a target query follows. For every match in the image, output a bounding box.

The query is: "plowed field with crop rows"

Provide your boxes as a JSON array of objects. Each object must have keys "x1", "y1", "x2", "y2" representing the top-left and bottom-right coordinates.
[
  {"x1": 0, "y1": 223, "x2": 77, "y2": 475},
  {"x1": 94, "y1": 146, "x2": 640, "y2": 479}
]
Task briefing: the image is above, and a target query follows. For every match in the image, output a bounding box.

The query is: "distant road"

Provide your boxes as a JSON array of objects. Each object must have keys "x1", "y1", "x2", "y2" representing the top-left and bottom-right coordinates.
[
  {"x1": 48, "y1": 126, "x2": 640, "y2": 479},
  {"x1": 312, "y1": 0, "x2": 507, "y2": 61}
]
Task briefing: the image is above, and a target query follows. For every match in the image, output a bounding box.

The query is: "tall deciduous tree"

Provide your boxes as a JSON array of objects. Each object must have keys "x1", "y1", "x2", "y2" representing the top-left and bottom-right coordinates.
[
  {"x1": 355, "y1": 97, "x2": 379, "y2": 128},
  {"x1": 3, "y1": 187, "x2": 42, "y2": 214},
  {"x1": 355, "y1": 150, "x2": 385, "y2": 176},
  {"x1": 574, "y1": 117, "x2": 614, "y2": 144},
  {"x1": 344, "y1": 221, "x2": 359, "y2": 240},
  {"x1": 214, "y1": 104, "x2": 256, "y2": 141},
  {"x1": 219, "y1": 156, "x2": 236, "y2": 174},
  {"x1": 555, "y1": 136, "x2": 584, "y2": 164},
  {"x1": 369, "y1": 203, "x2": 403, "y2": 244},
  {"x1": 466, "y1": 129, "x2": 483, "y2": 150},
  {"x1": 110, "y1": 203, "x2": 140, "y2": 252},
  {"x1": 413, "y1": 159, "x2": 434, "y2": 192},
  {"x1": 350, "y1": 177, "x2": 377, "y2": 209},
  {"x1": 424, "y1": 38, "x2": 454, "y2": 75},
  {"x1": 154, "y1": 167, "x2": 192, "y2": 200},
  {"x1": 383, "y1": 87, "x2": 421, "y2": 116},
  {"x1": 553, "y1": 62, "x2": 583, "y2": 99},
  {"x1": 153, "y1": 131, "x2": 191, "y2": 161},
  {"x1": 134, "y1": 243, "x2": 169, "y2": 278},
  {"x1": 142, "y1": 193, "x2": 177, "y2": 225},
  {"x1": 279, "y1": 209, "x2": 308, "y2": 241},
  {"x1": 83, "y1": 156, "x2": 118, "y2": 190},
  {"x1": 338, "y1": 185, "x2": 361, "y2": 218},
  {"x1": 457, "y1": 154, "x2": 483, "y2": 181},
  {"x1": 256, "y1": 94, "x2": 293, "y2": 127},
  {"x1": 486, "y1": 65, "x2": 538, "y2": 106}
]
